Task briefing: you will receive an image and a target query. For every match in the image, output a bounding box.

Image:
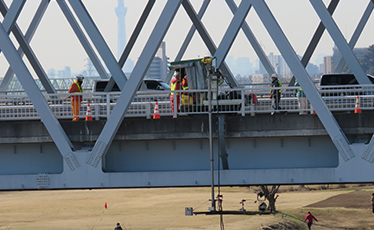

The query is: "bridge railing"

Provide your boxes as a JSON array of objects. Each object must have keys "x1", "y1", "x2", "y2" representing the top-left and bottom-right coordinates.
[{"x1": 0, "y1": 85, "x2": 373, "y2": 120}]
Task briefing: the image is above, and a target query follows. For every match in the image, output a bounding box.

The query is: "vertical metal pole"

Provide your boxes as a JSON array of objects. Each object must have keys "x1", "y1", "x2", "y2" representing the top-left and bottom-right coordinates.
[{"x1": 207, "y1": 66, "x2": 215, "y2": 211}]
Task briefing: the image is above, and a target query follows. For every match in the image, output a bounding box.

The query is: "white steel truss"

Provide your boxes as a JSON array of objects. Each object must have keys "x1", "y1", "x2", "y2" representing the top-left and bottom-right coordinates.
[{"x1": 0, "y1": 0, "x2": 374, "y2": 175}]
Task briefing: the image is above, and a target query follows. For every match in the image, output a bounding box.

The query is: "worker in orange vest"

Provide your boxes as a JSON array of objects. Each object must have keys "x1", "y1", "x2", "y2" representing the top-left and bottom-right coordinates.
[
  {"x1": 170, "y1": 72, "x2": 181, "y2": 115},
  {"x1": 69, "y1": 75, "x2": 84, "y2": 121},
  {"x1": 182, "y1": 75, "x2": 189, "y2": 91}
]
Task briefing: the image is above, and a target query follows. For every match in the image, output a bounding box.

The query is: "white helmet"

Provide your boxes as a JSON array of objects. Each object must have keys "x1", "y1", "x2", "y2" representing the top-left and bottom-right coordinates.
[
  {"x1": 76, "y1": 75, "x2": 84, "y2": 80},
  {"x1": 271, "y1": 73, "x2": 278, "y2": 78}
]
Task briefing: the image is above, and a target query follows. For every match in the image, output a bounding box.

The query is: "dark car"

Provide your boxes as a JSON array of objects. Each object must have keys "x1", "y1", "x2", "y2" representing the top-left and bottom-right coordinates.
[
  {"x1": 320, "y1": 73, "x2": 374, "y2": 96},
  {"x1": 92, "y1": 79, "x2": 170, "y2": 92}
]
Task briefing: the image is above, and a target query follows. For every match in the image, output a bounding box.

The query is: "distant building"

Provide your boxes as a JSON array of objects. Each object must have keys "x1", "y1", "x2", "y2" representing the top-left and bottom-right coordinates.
[
  {"x1": 251, "y1": 73, "x2": 267, "y2": 84},
  {"x1": 259, "y1": 52, "x2": 292, "y2": 80},
  {"x1": 323, "y1": 56, "x2": 332, "y2": 74},
  {"x1": 48, "y1": 67, "x2": 71, "y2": 78},
  {"x1": 226, "y1": 56, "x2": 254, "y2": 76},
  {"x1": 145, "y1": 42, "x2": 169, "y2": 80},
  {"x1": 332, "y1": 46, "x2": 368, "y2": 72}
]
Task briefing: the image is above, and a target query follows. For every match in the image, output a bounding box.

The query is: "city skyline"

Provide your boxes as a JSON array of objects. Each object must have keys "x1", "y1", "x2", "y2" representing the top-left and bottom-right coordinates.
[{"x1": 1, "y1": 0, "x2": 373, "y2": 78}]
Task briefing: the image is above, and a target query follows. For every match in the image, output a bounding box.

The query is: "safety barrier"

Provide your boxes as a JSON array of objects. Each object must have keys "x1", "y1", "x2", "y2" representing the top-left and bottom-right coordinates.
[{"x1": 0, "y1": 84, "x2": 373, "y2": 120}]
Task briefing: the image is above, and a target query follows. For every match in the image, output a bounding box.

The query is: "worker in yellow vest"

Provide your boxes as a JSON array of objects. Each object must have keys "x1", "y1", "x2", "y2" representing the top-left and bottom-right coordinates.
[
  {"x1": 270, "y1": 73, "x2": 282, "y2": 115},
  {"x1": 170, "y1": 72, "x2": 181, "y2": 115},
  {"x1": 69, "y1": 75, "x2": 84, "y2": 121}
]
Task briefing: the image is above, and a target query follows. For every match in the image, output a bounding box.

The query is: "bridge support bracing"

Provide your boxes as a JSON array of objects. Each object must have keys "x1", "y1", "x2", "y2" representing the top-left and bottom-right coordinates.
[
  {"x1": 214, "y1": 0, "x2": 252, "y2": 69},
  {"x1": 0, "y1": 0, "x2": 50, "y2": 92},
  {"x1": 288, "y1": 0, "x2": 339, "y2": 86},
  {"x1": 249, "y1": 0, "x2": 355, "y2": 161},
  {"x1": 105, "y1": 0, "x2": 156, "y2": 92},
  {"x1": 165, "y1": 0, "x2": 211, "y2": 83},
  {"x1": 334, "y1": 0, "x2": 374, "y2": 73},
  {"x1": 310, "y1": 0, "x2": 371, "y2": 85},
  {"x1": 218, "y1": 115, "x2": 229, "y2": 170},
  {"x1": 182, "y1": 0, "x2": 238, "y2": 88},
  {"x1": 67, "y1": 0, "x2": 127, "y2": 89},
  {"x1": 0, "y1": 22, "x2": 79, "y2": 170},
  {"x1": 0, "y1": 0, "x2": 25, "y2": 36},
  {"x1": 0, "y1": 0, "x2": 56, "y2": 94},
  {"x1": 1, "y1": 0, "x2": 374, "y2": 189},
  {"x1": 118, "y1": 0, "x2": 156, "y2": 69},
  {"x1": 225, "y1": 0, "x2": 276, "y2": 77},
  {"x1": 56, "y1": 0, "x2": 109, "y2": 80},
  {"x1": 87, "y1": 0, "x2": 184, "y2": 167}
]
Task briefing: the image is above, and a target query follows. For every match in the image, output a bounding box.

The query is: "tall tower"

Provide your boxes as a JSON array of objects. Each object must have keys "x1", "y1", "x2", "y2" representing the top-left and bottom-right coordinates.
[{"x1": 115, "y1": 0, "x2": 127, "y2": 59}]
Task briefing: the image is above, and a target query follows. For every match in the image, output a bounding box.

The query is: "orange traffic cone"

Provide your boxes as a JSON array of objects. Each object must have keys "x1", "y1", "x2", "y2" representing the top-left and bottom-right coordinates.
[
  {"x1": 85, "y1": 103, "x2": 93, "y2": 121},
  {"x1": 153, "y1": 101, "x2": 160, "y2": 119},
  {"x1": 354, "y1": 96, "x2": 362, "y2": 113}
]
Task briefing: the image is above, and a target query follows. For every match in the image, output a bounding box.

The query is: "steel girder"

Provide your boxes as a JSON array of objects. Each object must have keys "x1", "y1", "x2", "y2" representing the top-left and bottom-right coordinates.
[
  {"x1": 105, "y1": 0, "x2": 156, "y2": 92},
  {"x1": 250, "y1": 0, "x2": 355, "y2": 161},
  {"x1": 87, "y1": 0, "x2": 184, "y2": 167},
  {"x1": 334, "y1": 0, "x2": 374, "y2": 72},
  {"x1": 67, "y1": 0, "x2": 127, "y2": 89},
  {"x1": 310, "y1": 0, "x2": 371, "y2": 85},
  {"x1": 1, "y1": 0, "x2": 374, "y2": 171},
  {"x1": 0, "y1": 22, "x2": 79, "y2": 171},
  {"x1": 0, "y1": 0, "x2": 50, "y2": 92},
  {"x1": 182, "y1": 0, "x2": 239, "y2": 88},
  {"x1": 165, "y1": 0, "x2": 211, "y2": 84},
  {"x1": 0, "y1": 0, "x2": 56, "y2": 94},
  {"x1": 56, "y1": 0, "x2": 109, "y2": 80}
]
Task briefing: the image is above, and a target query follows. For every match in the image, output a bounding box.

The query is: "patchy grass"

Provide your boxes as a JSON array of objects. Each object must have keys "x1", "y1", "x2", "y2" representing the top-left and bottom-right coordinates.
[{"x1": 0, "y1": 186, "x2": 373, "y2": 229}]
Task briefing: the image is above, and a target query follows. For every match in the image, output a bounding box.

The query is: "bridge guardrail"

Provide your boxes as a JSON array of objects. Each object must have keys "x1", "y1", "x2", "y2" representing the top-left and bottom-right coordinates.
[{"x1": 0, "y1": 85, "x2": 373, "y2": 120}]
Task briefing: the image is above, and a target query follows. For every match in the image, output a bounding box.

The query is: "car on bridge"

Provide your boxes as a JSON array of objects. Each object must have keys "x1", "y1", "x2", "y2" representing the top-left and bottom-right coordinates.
[
  {"x1": 320, "y1": 73, "x2": 374, "y2": 96},
  {"x1": 92, "y1": 79, "x2": 170, "y2": 92}
]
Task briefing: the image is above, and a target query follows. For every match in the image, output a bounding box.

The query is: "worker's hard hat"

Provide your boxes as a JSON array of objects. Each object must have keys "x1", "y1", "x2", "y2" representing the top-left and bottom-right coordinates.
[
  {"x1": 271, "y1": 73, "x2": 278, "y2": 78},
  {"x1": 76, "y1": 75, "x2": 84, "y2": 80},
  {"x1": 174, "y1": 71, "x2": 181, "y2": 77}
]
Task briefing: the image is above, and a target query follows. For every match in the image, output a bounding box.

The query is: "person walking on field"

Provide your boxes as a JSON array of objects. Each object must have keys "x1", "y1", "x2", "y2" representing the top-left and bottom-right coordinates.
[
  {"x1": 270, "y1": 73, "x2": 282, "y2": 115},
  {"x1": 304, "y1": 211, "x2": 318, "y2": 230},
  {"x1": 114, "y1": 222, "x2": 123, "y2": 230},
  {"x1": 69, "y1": 75, "x2": 84, "y2": 121}
]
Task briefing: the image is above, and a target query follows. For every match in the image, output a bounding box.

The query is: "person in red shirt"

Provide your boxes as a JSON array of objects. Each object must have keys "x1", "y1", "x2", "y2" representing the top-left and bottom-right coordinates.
[
  {"x1": 170, "y1": 72, "x2": 181, "y2": 116},
  {"x1": 304, "y1": 211, "x2": 318, "y2": 230},
  {"x1": 69, "y1": 75, "x2": 84, "y2": 121}
]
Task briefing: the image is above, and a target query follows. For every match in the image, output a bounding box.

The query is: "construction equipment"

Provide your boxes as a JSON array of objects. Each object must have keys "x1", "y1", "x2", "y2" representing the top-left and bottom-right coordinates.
[{"x1": 169, "y1": 57, "x2": 245, "y2": 113}]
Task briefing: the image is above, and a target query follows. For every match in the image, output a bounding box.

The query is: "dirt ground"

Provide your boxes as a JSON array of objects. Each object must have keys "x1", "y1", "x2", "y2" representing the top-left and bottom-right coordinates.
[
  {"x1": 0, "y1": 186, "x2": 373, "y2": 230},
  {"x1": 307, "y1": 190, "x2": 373, "y2": 209}
]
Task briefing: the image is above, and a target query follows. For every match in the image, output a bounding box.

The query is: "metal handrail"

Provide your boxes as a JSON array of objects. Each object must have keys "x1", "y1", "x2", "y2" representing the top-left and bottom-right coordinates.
[{"x1": 0, "y1": 85, "x2": 373, "y2": 120}]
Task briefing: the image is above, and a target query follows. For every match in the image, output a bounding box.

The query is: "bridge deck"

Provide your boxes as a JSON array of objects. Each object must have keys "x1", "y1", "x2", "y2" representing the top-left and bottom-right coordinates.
[{"x1": 1, "y1": 111, "x2": 372, "y2": 144}]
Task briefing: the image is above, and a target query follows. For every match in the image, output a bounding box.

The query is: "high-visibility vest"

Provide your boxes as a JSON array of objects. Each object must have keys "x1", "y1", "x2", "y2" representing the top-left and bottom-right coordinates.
[
  {"x1": 271, "y1": 80, "x2": 282, "y2": 93},
  {"x1": 182, "y1": 77, "x2": 189, "y2": 90},
  {"x1": 171, "y1": 79, "x2": 180, "y2": 96},
  {"x1": 74, "y1": 81, "x2": 83, "y2": 93}
]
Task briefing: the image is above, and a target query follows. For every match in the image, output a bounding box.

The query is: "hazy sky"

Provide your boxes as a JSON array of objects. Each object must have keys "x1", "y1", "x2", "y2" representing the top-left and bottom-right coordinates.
[{"x1": 1, "y1": 0, "x2": 374, "y2": 76}]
